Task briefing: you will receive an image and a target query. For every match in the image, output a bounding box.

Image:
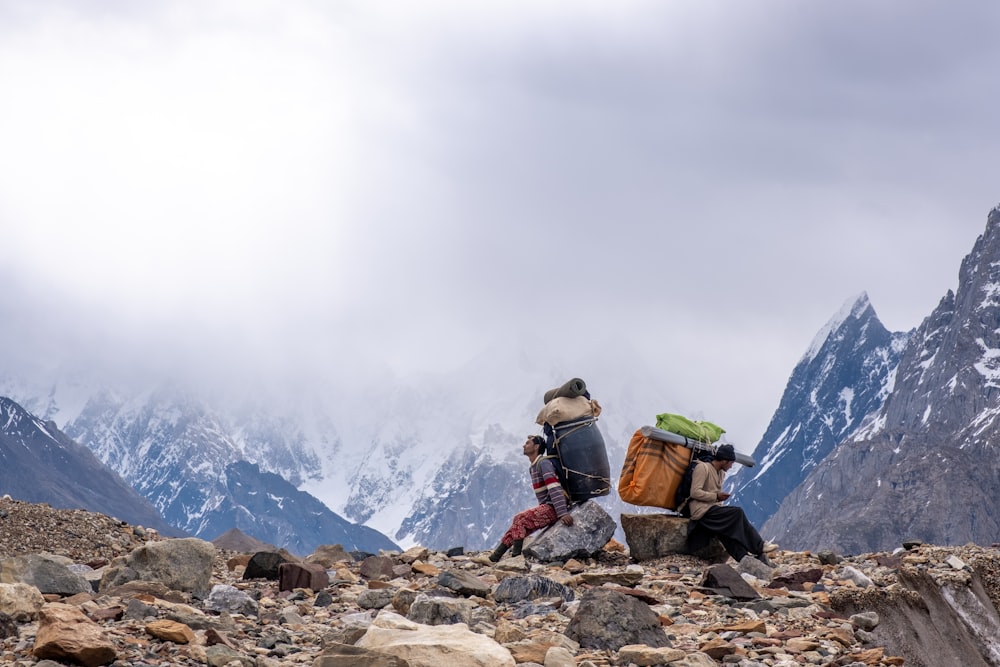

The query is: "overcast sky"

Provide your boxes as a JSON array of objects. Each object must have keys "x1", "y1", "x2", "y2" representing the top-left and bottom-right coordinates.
[{"x1": 1, "y1": 0, "x2": 999, "y2": 447}]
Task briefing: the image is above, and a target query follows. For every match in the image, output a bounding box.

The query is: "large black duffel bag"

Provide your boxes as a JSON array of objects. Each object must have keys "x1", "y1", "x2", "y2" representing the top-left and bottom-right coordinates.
[{"x1": 551, "y1": 417, "x2": 611, "y2": 502}]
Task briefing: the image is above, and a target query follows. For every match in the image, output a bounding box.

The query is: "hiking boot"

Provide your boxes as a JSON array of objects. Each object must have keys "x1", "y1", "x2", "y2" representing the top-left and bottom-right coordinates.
[
  {"x1": 510, "y1": 539, "x2": 524, "y2": 557},
  {"x1": 755, "y1": 552, "x2": 773, "y2": 568},
  {"x1": 488, "y1": 543, "x2": 509, "y2": 563}
]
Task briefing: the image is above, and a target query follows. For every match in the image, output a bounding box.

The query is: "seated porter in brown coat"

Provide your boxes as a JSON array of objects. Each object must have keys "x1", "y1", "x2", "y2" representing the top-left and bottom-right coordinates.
[{"x1": 686, "y1": 444, "x2": 771, "y2": 567}]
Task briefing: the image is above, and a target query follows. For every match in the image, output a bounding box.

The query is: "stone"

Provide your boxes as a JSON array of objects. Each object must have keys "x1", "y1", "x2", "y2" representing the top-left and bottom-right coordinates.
[
  {"x1": 306, "y1": 544, "x2": 353, "y2": 567},
  {"x1": 399, "y1": 546, "x2": 430, "y2": 564},
  {"x1": 0, "y1": 553, "x2": 92, "y2": 595},
  {"x1": 946, "y1": 555, "x2": 967, "y2": 570},
  {"x1": 205, "y1": 644, "x2": 254, "y2": 667},
  {"x1": 315, "y1": 642, "x2": 412, "y2": 667},
  {"x1": 0, "y1": 611, "x2": 16, "y2": 639},
  {"x1": 100, "y1": 538, "x2": 215, "y2": 597},
  {"x1": 145, "y1": 619, "x2": 196, "y2": 643},
  {"x1": 243, "y1": 551, "x2": 291, "y2": 580},
  {"x1": 278, "y1": 561, "x2": 330, "y2": 591},
  {"x1": 437, "y1": 570, "x2": 491, "y2": 597},
  {"x1": 32, "y1": 603, "x2": 117, "y2": 667},
  {"x1": 769, "y1": 567, "x2": 823, "y2": 591},
  {"x1": 543, "y1": 646, "x2": 576, "y2": 667},
  {"x1": 357, "y1": 610, "x2": 516, "y2": 667},
  {"x1": 616, "y1": 644, "x2": 687, "y2": 665},
  {"x1": 817, "y1": 550, "x2": 843, "y2": 565},
  {"x1": 493, "y1": 575, "x2": 575, "y2": 604},
  {"x1": 737, "y1": 554, "x2": 774, "y2": 582},
  {"x1": 0, "y1": 582, "x2": 45, "y2": 621},
  {"x1": 619, "y1": 513, "x2": 727, "y2": 562},
  {"x1": 701, "y1": 564, "x2": 760, "y2": 600},
  {"x1": 204, "y1": 584, "x2": 259, "y2": 617},
  {"x1": 565, "y1": 588, "x2": 670, "y2": 651},
  {"x1": 360, "y1": 556, "x2": 397, "y2": 581},
  {"x1": 406, "y1": 593, "x2": 479, "y2": 625},
  {"x1": 839, "y1": 565, "x2": 874, "y2": 588},
  {"x1": 523, "y1": 501, "x2": 617, "y2": 562},
  {"x1": 359, "y1": 588, "x2": 396, "y2": 610},
  {"x1": 849, "y1": 611, "x2": 880, "y2": 631}
]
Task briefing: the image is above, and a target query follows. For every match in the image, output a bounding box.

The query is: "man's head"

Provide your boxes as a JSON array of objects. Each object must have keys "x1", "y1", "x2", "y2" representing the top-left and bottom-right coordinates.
[
  {"x1": 523, "y1": 435, "x2": 545, "y2": 457},
  {"x1": 714, "y1": 444, "x2": 736, "y2": 470}
]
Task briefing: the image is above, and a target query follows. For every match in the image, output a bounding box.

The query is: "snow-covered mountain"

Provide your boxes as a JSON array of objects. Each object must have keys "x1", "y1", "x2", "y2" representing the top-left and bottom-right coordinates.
[
  {"x1": 727, "y1": 293, "x2": 911, "y2": 529},
  {"x1": 760, "y1": 205, "x2": 1000, "y2": 552}
]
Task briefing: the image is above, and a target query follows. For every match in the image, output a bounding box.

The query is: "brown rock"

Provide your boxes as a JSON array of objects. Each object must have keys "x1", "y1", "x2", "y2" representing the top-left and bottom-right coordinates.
[
  {"x1": 716, "y1": 619, "x2": 766, "y2": 634},
  {"x1": 145, "y1": 619, "x2": 196, "y2": 644},
  {"x1": 33, "y1": 603, "x2": 117, "y2": 667},
  {"x1": 699, "y1": 637, "x2": 736, "y2": 660},
  {"x1": 278, "y1": 562, "x2": 330, "y2": 592}
]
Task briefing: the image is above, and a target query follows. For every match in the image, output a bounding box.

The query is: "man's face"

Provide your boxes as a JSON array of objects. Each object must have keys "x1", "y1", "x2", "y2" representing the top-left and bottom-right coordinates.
[
  {"x1": 523, "y1": 437, "x2": 539, "y2": 456},
  {"x1": 721, "y1": 460, "x2": 735, "y2": 472}
]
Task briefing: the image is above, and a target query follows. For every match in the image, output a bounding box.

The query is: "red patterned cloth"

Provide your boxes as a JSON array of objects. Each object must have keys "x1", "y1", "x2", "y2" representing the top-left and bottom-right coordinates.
[{"x1": 501, "y1": 502, "x2": 557, "y2": 547}]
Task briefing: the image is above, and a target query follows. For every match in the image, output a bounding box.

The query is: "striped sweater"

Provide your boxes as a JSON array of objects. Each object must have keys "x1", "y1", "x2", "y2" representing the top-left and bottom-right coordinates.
[{"x1": 530, "y1": 456, "x2": 570, "y2": 518}]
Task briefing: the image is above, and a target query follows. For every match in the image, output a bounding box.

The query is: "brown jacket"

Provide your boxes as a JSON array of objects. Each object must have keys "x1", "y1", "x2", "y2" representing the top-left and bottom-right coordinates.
[{"x1": 687, "y1": 460, "x2": 725, "y2": 521}]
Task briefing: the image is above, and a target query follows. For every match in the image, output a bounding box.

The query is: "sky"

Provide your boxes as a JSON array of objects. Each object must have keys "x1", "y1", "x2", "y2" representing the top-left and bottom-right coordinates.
[{"x1": 1, "y1": 0, "x2": 999, "y2": 449}]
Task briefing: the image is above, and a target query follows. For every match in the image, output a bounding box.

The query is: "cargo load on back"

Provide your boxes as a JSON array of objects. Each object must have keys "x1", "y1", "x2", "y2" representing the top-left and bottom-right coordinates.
[
  {"x1": 618, "y1": 413, "x2": 755, "y2": 511},
  {"x1": 536, "y1": 377, "x2": 611, "y2": 502}
]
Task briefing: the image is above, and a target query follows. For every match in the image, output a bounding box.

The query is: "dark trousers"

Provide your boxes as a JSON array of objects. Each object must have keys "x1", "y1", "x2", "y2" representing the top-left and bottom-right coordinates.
[{"x1": 688, "y1": 505, "x2": 765, "y2": 562}]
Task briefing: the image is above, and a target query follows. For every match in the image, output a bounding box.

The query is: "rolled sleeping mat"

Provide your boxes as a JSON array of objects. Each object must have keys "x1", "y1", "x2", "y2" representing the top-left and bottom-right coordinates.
[
  {"x1": 553, "y1": 418, "x2": 611, "y2": 501},
  {"x1": 639, "y1": 425, "x2": 756, "y2": 468},
  {"x1": 544, "y1": 377, "x2": 589, "y2": 404}
]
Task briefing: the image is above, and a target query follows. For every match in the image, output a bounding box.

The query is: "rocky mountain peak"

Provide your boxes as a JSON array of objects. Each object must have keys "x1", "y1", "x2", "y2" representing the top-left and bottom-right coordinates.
[
  {"x1": 762, "y1": 207, "x2": 1000, "y2": 552},
  {"x1": 728, "y1": 293, "x2": 908, "y2": 529}
]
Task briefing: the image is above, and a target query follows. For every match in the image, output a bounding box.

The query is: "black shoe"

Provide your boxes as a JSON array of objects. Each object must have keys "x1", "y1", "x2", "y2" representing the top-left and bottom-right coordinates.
[
  {"x1": 755, "y1": 552, "x2": 772, "y2": 567},
  {"x1": 488, "y1": 543, "x2": 509, "y2": 563},
  {"x1": 510, "y1": 539, "x2": 524, "y2": 557}
]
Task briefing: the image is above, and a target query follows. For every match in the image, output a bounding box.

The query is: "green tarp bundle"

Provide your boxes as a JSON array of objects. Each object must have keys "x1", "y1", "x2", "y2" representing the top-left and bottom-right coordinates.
[{"x1": 654, "y1": 413, "x2": 725, "y2": 443}]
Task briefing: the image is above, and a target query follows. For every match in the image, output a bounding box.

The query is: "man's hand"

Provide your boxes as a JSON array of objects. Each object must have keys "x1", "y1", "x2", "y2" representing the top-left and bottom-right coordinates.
[
  {"x1": 717, "y1": 492, "x2": 731, "y2": 501},
  {"x1": 560, "y1": 514, "x2": 575, "y2": 526}
]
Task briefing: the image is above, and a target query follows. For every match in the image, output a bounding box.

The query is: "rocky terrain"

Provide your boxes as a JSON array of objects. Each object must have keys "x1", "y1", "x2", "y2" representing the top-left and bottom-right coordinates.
[{"x1": 0, "y1": 496, "x2": 999, "y2": 667}]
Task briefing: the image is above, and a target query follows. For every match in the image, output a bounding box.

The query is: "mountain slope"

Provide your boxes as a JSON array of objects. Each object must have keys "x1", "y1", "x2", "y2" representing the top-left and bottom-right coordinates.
[
  {"x1": 763, "y1": 205, "x2": 1000, "y2": 552},
  {"x1": 0, "y1": 396, "x2": 175, "y2": 534},
  {"x1": 728, "y1": 293, "x2": 910, "y2": 528}
]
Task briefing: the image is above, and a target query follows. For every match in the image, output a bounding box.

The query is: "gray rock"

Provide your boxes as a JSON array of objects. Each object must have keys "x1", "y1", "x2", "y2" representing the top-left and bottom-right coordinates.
[
  {"x1": 565, "y1": 588, "x2": 670, "y2": 651},
  {"x1": 359, "y1": 556, "x2": 396, "y2": 581},
  {"x1": 204, "y1": 584, "x2": 259, "y2": 617},
  {"x1": 100, "y1": 538, "x2": 215, "y2": 597},
  {"x1": 406, "y1": 593, "x2": 479, "y2": 625},
  {"x1": 850, "y1": 611, "x2": 880, "y2": 631},
  {"x1": 620, "y1": 513, "x2": 727, "y2": 562},
  {"x1": 522, "y1": 501, "x2": 616, "y2": 562},
  {"x1": 359, "y1": 588, "x2": 396, "y2": 610},
  {"x1": 437, "y1": 570, "x2": 491, "y2": 597},
  {"x1": 315, "y1": 642, "x2": 411, "y2": 667},
  {"x1": 492, "y1": 575, "x2": 574, "y2": 604},
  {"x1": 0, "y1": 554, "x2": 91, "y2": 596}
]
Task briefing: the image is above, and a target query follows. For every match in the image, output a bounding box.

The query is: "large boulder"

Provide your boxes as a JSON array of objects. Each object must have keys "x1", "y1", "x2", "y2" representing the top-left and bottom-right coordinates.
[
  {"x1": 565, "y1": 588, "x2": 671, "y2": 651},
  {"x1": 99, "y1": 538, "x2": 215, "y2": 597},
  {"x1": 356, "y1": 610, "x2": 515, "y2": 667},
  {"x1": 522, "y1": 501, "x2": 616, "y2": 562},
  {"x1": 0, "y1": 554, "x2": 91, "y2": 596},
  {"x1": 32, "y1": 603, "x2": 117, "y2": 667},
  {"x1": 620, "y1": 513, "x2": 727, "y2": 562}
]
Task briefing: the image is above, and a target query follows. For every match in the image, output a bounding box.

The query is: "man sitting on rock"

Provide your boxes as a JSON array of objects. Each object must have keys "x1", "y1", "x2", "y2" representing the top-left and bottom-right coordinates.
[
  {"x1": 684, "y1": 443, "x2": 772, "y2": 567},
  {"x1": 488, "y1": 435, "x2": 574, "y2": 562}
]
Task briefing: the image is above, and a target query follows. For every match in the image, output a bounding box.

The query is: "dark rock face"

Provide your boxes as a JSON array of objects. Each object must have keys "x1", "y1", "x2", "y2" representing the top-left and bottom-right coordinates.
[
  {"x1": 565, "y1": 588, "x2": 670, "y2": 651},
  {"x1": 764, "y1": 207, "x2": 1000, "y2": 552},
  {"x1": 0, "y1": 398, "x2": 173, "y2": 534}
]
